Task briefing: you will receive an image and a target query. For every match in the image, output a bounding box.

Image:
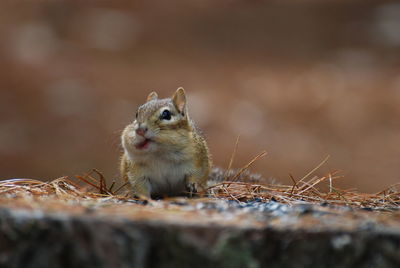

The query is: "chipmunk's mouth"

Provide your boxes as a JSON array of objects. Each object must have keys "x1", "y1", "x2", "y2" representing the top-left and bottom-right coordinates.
[{"x1": 135, "y1": 138, "x2": 152, "y2": 150}]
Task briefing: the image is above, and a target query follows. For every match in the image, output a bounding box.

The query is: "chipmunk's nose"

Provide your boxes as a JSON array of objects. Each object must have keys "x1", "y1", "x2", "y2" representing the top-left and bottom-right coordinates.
[{"x1": 135, "y1": 125, "x2": 148, "y2": 137}]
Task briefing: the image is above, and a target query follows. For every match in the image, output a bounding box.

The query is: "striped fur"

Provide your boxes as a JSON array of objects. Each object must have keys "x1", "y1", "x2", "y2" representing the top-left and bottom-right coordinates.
[{"x1": 120, "y1": 88, "x2": 211, "y2": 198}]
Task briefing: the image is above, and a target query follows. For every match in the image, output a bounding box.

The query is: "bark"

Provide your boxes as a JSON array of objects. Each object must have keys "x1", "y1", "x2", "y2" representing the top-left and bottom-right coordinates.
[{"x1": 0, "y1": 207, "x2": 399, "y2": 268}]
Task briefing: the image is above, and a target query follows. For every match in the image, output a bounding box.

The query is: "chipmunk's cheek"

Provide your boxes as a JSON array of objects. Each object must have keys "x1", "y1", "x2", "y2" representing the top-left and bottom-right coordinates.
[{"x1": 122, "y1": 129, "x2": 136, "y2": 148}]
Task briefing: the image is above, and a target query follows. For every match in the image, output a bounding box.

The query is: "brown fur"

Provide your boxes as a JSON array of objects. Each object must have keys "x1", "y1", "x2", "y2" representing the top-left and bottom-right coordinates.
[{"x1": 120, "y1": 88, "x2": 211, "y2": 198}]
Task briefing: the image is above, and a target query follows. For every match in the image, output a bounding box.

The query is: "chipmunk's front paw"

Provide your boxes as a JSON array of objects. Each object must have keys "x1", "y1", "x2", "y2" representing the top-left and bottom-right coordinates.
[{"x1": 185, "y1": 182, "x2": 198, "y2": 197}]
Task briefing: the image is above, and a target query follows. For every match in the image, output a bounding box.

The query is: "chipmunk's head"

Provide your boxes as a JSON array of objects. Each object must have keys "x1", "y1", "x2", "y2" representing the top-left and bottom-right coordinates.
[{"x1": 122, "y1": 87, "x2": 191, "y2": 155}]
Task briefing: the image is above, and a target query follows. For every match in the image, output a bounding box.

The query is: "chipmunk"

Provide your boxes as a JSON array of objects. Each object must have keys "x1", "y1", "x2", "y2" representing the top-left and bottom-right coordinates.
[{"x1": 120, "y1": 88, "x2": 211, "y2": 198}]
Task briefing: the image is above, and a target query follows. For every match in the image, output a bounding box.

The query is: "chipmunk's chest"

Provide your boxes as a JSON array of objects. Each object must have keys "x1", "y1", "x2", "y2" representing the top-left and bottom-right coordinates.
[{"x1": 145, "y1": 158, "x2": 191, "y2": 195}]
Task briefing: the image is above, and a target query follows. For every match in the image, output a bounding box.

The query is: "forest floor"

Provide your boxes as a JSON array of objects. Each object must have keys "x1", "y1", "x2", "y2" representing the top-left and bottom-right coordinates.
[{"x1": 0, "y1": 161, "x2": 399, "y2": 267}]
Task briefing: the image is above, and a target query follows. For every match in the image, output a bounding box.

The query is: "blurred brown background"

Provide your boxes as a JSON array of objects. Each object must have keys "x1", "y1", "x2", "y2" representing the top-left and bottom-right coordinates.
[{"x1": 0, "y1": 1, "x2": 399, "y2": 192}]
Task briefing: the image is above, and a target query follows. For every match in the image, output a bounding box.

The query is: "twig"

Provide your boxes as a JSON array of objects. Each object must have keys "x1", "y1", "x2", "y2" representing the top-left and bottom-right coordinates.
[
  {"x1": 289, "y1": 174, "x2": 297, "y2": 197},
  {"x1": 225, "y1": 135, "x2": 241, "y2": 179},
  {"x1": 114, "y1": 182, "x2": 130, "y2": 194},
  {"x1": 75, "y1": 175, "x2": 101, "y2": 191},
  {"x1": 230, "y1": 150, "x2": 268, "y2": 183},
  {"x1": 297, "y1": 155, "x2": 330, "y2": 184},
  {"x1": 108, "y1": 181, "x2": 116, "y2": 194}
]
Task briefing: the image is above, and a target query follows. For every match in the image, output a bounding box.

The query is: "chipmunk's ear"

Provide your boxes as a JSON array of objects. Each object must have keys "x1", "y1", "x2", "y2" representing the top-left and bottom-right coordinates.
[
  {"x1": 146, "y1": 91, "x2": 158, "y2": 102},
  {"x1": 172, "y1": 87, "x2": 187, "y2": 114}
]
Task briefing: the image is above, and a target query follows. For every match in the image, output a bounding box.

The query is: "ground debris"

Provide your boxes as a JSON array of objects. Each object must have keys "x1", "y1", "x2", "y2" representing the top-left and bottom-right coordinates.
[{"x1": 0, "y1": 170, "x2": 400, "y2": 267}]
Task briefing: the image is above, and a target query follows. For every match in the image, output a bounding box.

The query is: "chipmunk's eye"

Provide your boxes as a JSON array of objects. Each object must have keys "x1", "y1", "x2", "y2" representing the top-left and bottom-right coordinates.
[
  {"x1": 160, "y1": 109, "x2": 171, "y2": 120},
  {"x1": 135, "y1": 112, "x2": 138, "y2": 119}
]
